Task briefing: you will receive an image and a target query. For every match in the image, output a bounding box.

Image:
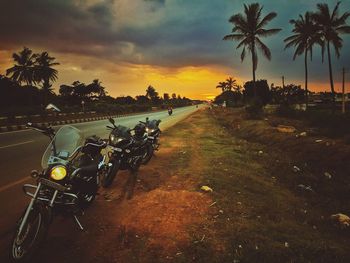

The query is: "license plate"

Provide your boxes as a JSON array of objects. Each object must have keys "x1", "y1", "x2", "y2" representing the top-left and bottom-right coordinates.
[{"x1": 39, "y1": 178, "x2": 67, "y2": 192}]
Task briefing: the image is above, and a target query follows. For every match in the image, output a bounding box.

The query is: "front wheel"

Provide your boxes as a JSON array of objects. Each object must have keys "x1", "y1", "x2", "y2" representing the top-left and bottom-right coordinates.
[
  {"x1": 141, "y1": 144, "x2": 154, "y2": 165},
  {"x1": 10, "y1": 203, "x2": 49, "y2": 263},
  {"x1": 102, "y1": 159, "x2": 120, "y2": 188}
]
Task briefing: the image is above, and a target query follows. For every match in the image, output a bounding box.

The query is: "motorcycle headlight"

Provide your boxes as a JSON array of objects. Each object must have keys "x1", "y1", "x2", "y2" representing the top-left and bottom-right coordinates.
[
  {"x1": 110, "y1": 134, "x2": 124, "y2": 143},
  {"x1": 50, "y1": 165, "x2": 67, "y2": 181}
]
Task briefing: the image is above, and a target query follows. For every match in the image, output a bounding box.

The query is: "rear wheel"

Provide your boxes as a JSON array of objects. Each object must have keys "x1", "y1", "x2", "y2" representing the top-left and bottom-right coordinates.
[
  {"x1": 102, "y1": 159, "x2": 120, "y2": 188},
  {"x1": 10, "y1": 203, "x2": 49, "y2": 263}
]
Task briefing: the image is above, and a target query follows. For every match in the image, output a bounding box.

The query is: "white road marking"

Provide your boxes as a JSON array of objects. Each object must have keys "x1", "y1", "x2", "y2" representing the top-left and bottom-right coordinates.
[
  {"x1": 0, "y1": 176, "x2": 31, "y2": 193},
  {"x1": 0, "y1": 140, "x2": 34, "y2": 149}
]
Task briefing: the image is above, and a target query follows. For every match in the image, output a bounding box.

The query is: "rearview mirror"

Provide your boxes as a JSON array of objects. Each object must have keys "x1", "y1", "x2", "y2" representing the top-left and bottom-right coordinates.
[{"x1": 109, "y1": 118, "x2": 115, "y2": 125}]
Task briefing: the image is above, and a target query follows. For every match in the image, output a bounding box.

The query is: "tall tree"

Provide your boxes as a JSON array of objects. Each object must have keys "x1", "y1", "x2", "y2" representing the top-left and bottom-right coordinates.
[
  {"x1": 216, "y1": 81, "x2": 227, "y2": 92},
  {"x1": 223, "y1": 3, "x2": 281, "y2": 97},
  {"x1": 146, "y1": 85, "x2": 158, "y2": 99},
  {"x1": 34, "y1": 52, "x2": 59, "y2": 104},
  {"x1": 225, "y1": 77, "x2": 239, "y2": 91},
  {"x1": 146, "y1": 85, "x2": 160, "y2": 104},
  {"x1": 284, "y1": 12, "x2": 323, "y2": 107},
  {"x1": 312, "y1": 1, "x2": 350, "y2": 107},
  {"x1": 6, "y1": 47, "x2": 36, "y2": 85},
  {"x1": 86, "y1": 79, "x2": 106, "y2": 98}
]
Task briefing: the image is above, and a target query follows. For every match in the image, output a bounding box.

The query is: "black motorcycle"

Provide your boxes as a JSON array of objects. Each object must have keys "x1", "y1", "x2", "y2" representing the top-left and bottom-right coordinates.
[
  {"x1": 10, "y1": 123, "x2": 107, "y2": 262},
  {"x1": 101, "y1": 118, "x2": 150, "y2": 188},
  {"x1": 140, "y1": 117, "x2": 161, "y2": 153},
  {"x1": 168, "y1": 108, "x2": 173, "y2": 115}
]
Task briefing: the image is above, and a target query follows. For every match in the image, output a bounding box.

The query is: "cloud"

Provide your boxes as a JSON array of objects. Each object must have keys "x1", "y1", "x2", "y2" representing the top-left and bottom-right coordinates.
[{"x1": 0, "y1": 0, "x2": 349, "y2": 95}]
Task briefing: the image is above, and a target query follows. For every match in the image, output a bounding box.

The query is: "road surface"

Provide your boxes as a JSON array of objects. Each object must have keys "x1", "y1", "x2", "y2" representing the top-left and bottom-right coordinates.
[{"x1": 0, "y1": 105, "x2": 201, "y2": 259}]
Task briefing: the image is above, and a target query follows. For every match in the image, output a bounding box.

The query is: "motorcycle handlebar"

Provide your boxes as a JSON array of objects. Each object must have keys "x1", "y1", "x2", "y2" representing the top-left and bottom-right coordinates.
[{"x1": 26, "y1": 122, "x2": 55, "y2": 136}]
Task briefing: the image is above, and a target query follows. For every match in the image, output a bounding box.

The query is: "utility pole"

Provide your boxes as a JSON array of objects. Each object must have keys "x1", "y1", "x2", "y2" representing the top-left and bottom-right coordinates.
[
  {"x1": 342, "y1": 67, "x2": 347, "y2": 114},
  {"x1": 282, "y1": 76, "x2": 285, "y2": 88}
]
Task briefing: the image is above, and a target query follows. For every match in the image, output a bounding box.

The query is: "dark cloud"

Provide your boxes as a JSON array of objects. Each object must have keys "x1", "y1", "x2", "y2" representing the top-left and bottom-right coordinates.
[{"x1": 0, "y1": 0, "x2": 349, "y2": 86}]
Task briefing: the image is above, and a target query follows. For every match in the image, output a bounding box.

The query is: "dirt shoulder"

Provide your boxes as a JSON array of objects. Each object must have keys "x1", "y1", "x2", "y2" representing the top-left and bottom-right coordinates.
[{"x1": 18, "y1": 107, "x2": 350, "y2": 263}]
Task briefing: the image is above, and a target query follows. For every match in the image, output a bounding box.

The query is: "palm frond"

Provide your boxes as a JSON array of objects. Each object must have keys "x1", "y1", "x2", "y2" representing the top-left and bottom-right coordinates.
[
  {"x1": 256, "y1": 38, "x2": 271, "y2": 60},
  {"x1": 223, "y1": 34, "x2": 245, "y2": 41},
  {"x1": 336, "y1": 25, "x2": 350, "y2": 33},
  {"x1": 256, "y1": 28, "x2": 281, "y2": 37},
  {"x1": 241, "y1": 47, "x2": 246, "y2": 61},
  {"x1": 257, "y1": 12, "x2": 277, "y2": 29}
]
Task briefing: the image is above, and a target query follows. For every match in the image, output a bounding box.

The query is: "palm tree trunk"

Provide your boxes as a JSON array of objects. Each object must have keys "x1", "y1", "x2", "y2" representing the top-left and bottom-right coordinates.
[
  {"x1": 304, "y1": 49, "x2": 308, "y2": 109},
  {"x1": 327, "y1": 41, "x2": 335, "y2": 111},
  {"x1": 251, "y1": 41, "x2": 257, "y2": 98}
]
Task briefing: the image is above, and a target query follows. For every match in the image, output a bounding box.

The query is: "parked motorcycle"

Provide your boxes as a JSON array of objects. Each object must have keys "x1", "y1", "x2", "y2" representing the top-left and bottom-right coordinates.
[
  {"x1": 101, "y1": 118, "x2": 150, "y2": 188},
  {"x1": 10, "y1": 123, "x2": 107, "y2": 262},
  {"x1": 140, "y1": 117, "x2": 161, "y2": 153}
]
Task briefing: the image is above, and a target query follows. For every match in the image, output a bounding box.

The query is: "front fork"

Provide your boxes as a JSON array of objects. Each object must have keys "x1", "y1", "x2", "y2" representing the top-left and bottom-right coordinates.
[
  {"x1": 152, "y1": 138, "x2": 160, "y2": 151},
  {"x1": 19, "y1": 182, "x2": 85, "y2": 233},
  {"x1": 17, "y1": 182, "x2": 42, "y2": 237},
  {"x1": 18, "y1": 183, "x2": 59, "y2": 236}
]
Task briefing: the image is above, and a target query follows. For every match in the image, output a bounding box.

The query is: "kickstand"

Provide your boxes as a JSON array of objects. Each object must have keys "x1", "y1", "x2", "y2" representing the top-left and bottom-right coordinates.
[{"x1": 73, "y1": 215, "x2": 84, "y2": 231}]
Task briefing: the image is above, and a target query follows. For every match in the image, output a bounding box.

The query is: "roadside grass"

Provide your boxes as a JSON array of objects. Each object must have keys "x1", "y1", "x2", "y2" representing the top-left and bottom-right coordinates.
[{"x1": 176, "y1": 108, "x2": 350, "y2": 262}]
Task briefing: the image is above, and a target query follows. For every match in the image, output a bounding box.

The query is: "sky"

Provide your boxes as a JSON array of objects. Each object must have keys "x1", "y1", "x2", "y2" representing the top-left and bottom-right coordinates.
[{"x1": 0, "y1": 0, "x2": 349, "y2": 100}]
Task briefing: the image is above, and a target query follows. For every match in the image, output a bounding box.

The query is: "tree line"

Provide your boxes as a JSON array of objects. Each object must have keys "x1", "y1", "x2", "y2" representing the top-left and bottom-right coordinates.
[
  {"x1": 0, "y1": 48, "x2": 192, "y2": 116},
  {"x1": 222, "y1": 1, "x2": 350, "y2": 110}
]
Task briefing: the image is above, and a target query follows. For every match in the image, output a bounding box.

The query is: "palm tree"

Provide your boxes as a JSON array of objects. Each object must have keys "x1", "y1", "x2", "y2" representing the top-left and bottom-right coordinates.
[
  {"x1": 6, "y1": 47, "x2": 36, "y2": 85},
  {"x1": 87, "y1": 79, "x2": 106, "y2": 98},
  {"x1": 312, "y1": 2, "x2": 350, "y2": 107},
  {"x1": 34, "y1": 52, "x2": 59, "y2": 105},
  {"x1": 225, "y1": 77, "x2": 239, "y2": 91},
  {"x1": 34, "y1": 52, "x2": 59, "y2": 92},
  {"x1": 223, "y1": 3, "x2": 281, "y2": 97},
  {"x1": 216, "y1": 81, "x2": 227, "y2": 92},
  {"x1": 284, "y1": 12, "x2": 323, "y2": 108}
]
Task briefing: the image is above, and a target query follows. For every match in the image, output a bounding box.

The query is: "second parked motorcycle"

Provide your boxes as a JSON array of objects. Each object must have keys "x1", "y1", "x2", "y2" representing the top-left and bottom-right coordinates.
[
  {"x1": 140, "y1": 117, "x2": 161, "y2": 161},
  {"x1": 101, "y1": 118, "x2": 150, "y2": 188}
]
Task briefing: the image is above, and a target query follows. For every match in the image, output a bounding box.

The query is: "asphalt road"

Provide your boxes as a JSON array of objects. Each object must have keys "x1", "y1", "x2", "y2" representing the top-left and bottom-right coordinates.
[{"x1": 0, "y1": 105, "x2": 201, "y2": 258}]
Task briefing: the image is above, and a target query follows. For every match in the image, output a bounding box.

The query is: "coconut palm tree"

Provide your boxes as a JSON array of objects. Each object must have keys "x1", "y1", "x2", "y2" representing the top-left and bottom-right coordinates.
[
  {"x1": 225, "y1": 77, "x2": 239, "y2": 91},
  {"x1": 223, "y1": 3, "x2": 281, "y2": 97},
  {"x1": 216, "y1": 81, "x2": 227, "y2": 92},
  {"x1": 312, "y1": 2, "x2": 350, "y2": 107},
  {"x1": 87, "y1": 79, "x2": 106, "y2": 98},
  {"x1": 284, "y1": 12, "x2": 323, "y2": 108},
  {"x1": 34, "y1": 52, "x2": 59, "y2": 92},
  {"x1": 6, "y1": 47, "x2": 36, "y2": 85},
  {"x1": 34, "y1": 52, "x2": 59, "y2": 105}
]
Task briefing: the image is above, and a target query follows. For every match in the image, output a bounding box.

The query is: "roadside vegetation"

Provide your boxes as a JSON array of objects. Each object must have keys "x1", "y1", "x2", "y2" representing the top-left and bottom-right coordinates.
[
  {"x1": 0, "y1": 47, "x2": 194, "y2": 119},
  {"x1": 218, "y1": 2, "x2": 350, "y2": 136}
]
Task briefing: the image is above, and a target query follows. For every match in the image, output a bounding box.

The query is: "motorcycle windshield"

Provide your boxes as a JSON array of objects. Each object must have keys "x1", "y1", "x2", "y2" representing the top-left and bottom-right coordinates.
[{"x1": 41, "y1": 125, "x2": 85, "y2": 169}]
